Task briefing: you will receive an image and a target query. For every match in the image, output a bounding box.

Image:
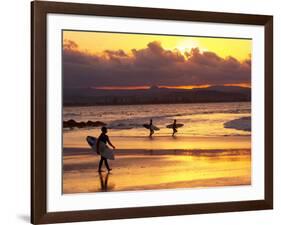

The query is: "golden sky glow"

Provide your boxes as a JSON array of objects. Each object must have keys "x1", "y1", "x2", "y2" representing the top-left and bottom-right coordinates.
[
  {"x1": 95, "y1": 85, "x2": 212, "y2": 90},
  {"x1": 94, "y1": 84, "x2": 250, "y2": 90},
  {"x1": 63, "y1": 30, "x2": 252, "y2": 89},
  {"x1": 63, "y1": 30, "x2": 251, "y2": 61}
]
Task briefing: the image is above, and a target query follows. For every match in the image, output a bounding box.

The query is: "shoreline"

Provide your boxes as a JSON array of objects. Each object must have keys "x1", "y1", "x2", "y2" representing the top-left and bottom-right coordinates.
[{"x1": 63, "y1": 129, "x2": 251, "y2": 137}]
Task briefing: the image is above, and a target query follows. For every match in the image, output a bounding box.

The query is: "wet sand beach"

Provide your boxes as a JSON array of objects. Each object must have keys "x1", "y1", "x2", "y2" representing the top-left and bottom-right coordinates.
[
  {"x1": 62, "y1": 102, "x2": 251, "y2": 193},
  {"x1": 63, "y1": 147, "x2": 251, "y2": 193}
]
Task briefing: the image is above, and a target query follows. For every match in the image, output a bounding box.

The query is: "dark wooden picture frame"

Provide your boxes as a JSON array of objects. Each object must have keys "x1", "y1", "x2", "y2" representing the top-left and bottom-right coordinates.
[{"x1": 31, "y1": 1, "x2": 273, "y2": 224}]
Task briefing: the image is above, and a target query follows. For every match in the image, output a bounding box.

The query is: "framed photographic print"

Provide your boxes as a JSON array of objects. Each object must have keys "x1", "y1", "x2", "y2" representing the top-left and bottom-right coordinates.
[{"x1": 31, "y1": 1, "x2": 273, "y2": 224}]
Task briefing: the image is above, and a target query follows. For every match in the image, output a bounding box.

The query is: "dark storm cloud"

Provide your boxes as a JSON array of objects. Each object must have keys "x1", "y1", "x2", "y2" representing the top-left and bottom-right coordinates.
[
  {"x1": 104, "y1": 49, "x2": 128, "y2": 58},
  {"x1": 63, "y1": 39, "x2": 100, "y2": 65},
  {"x1": 131, "y1": 41, "x2": 185, "y2": 67},
  {"x1": 63, "y1": 40, "x2": 251, "y2": 88}
]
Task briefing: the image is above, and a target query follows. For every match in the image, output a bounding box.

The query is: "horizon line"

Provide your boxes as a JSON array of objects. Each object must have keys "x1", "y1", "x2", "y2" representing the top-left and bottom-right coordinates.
[{"x1": 90, "y1": 83, "x2": 251, "y2": 90}]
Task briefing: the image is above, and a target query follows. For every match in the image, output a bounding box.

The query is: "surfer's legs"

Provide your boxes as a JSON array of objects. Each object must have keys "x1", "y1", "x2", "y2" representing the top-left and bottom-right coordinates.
[
  {"x1": 98, "y1": 157, "x2": 105, "y2": 172},
  {"x1": 104, "y1": 158, "x2": 111, "y2": 171},
  {"x1": 149, "y1": 129, "x2": 154, "y2": 136},
  {"x1": 99, "y1": 156, "x2": 111, "y2": 172}
]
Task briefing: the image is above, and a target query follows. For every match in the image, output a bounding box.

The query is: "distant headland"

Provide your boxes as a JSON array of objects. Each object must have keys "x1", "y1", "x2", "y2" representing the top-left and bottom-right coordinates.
[{"x1": 63, "y1": 85, "x2": 251, "y2": 106}]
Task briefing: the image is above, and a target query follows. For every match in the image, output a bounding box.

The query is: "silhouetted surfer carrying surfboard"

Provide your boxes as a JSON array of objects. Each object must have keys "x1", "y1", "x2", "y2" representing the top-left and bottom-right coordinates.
[
  {"x1": 172, "y1": 120, "x2": 178, "y2": 136},
  {"x1": 166, "y1": 120, "x2": 184, "y2": 136},
  {"x1": 97, "y1": 127, "x2": 115, "y2": 172},
  {"x1": 143, "y1": 119, "x2": 160, "y2": 137},
  {"x1": 149, "y1": 119, "x2": 154, "y2": 137}
]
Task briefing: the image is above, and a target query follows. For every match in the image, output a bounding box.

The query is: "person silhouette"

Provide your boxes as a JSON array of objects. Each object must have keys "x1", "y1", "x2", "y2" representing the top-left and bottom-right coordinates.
[
  {"x1": 149, "y1": 119, "x2": 154, "y2": 137},
  {"x1": 97, "y1": 127, "x2": 115, "y2": 172},
  {"x1": 172, "y1": 119, "x2": 178, "y2": 136}
]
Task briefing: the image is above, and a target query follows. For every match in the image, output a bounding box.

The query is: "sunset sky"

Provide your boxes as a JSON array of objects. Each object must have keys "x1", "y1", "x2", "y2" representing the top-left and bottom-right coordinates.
[{"x1": 63, "y1": 30, "x2": 251, "y2": 89}]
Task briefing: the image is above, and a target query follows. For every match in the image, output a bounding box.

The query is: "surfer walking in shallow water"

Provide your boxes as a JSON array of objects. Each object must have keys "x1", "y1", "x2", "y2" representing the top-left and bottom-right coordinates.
[
  {"x1": 97, "y1": 127, "x2": 115, "y2": 172},
  {"x1": 149, "y1": 119, "x2": 154, "y2": 137},
  {"x1": 172, "y1": 119, "x2": 178, "y2": 136}
]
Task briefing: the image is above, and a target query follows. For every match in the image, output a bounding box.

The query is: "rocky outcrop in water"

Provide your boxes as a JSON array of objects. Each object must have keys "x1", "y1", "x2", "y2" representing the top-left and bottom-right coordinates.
[
  {"x1": 224, "y1": 117, "x2": 251, "y2": 131},
  {"x1": 63, "y1": 119, "x2": 106, "y2": 128}
]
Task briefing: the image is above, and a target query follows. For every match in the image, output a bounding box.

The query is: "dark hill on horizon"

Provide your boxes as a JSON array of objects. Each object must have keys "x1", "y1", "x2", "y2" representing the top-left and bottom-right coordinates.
[{"x1": 63, "y1": 85, "x2": 251, "y2": 106}]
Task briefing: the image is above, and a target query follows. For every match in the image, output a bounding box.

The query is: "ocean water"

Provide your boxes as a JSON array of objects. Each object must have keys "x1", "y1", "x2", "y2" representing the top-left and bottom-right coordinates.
[{"x1": 63, "y1": 102, "x2": 251, "y2": 137}]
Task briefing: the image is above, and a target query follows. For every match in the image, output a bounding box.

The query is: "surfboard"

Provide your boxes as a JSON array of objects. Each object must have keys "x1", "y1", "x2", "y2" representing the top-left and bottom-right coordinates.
[
  {"x1": 166, "y1": 123, "x2": 184, "y2": 129},
  {"x1": 143, "y1": 124, "x2": 160, "y2": 131},
  {"x1": 86, "y1": 136, "x2": 115, "y2": 160}
]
